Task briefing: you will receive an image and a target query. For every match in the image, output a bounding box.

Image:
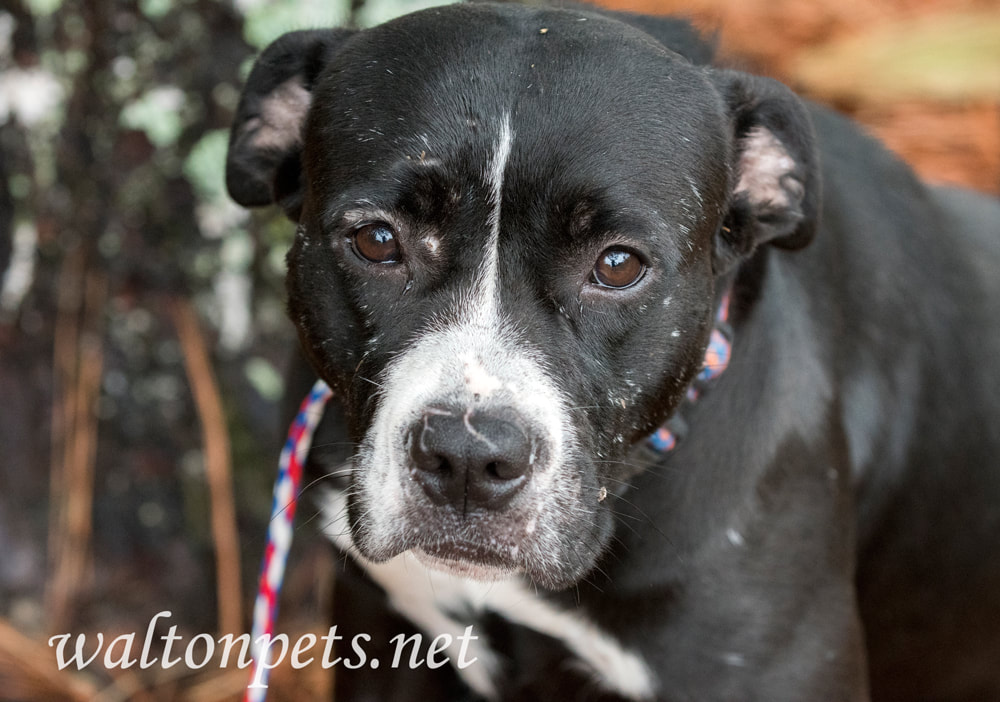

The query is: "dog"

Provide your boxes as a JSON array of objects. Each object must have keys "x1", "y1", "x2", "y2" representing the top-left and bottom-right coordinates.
[{"x1": 225, "y1": 3, "x2": 1000, "y2": 700}]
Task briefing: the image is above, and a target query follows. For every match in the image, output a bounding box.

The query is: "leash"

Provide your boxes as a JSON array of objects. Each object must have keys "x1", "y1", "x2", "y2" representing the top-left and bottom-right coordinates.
[
  {"x1": 244, "y1": 379, "x2": 333, "y2": 702},
  {"x1": 243, "y1": 289, "x2": 732, "y2": 699}
]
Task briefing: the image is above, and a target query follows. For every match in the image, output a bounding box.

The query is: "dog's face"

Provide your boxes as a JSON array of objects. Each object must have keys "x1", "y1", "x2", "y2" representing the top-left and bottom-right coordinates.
[{"x1": 227, "y1": 4, "x2": 818, "y2": 589}]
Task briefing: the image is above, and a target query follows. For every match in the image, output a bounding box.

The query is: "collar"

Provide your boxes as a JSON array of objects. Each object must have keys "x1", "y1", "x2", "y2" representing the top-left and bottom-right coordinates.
[{"x1": 646, "y1": 286, "x2": 733, "y2": 453}]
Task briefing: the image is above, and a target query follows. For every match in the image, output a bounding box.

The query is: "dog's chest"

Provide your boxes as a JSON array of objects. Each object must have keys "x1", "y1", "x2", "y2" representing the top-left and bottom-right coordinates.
[{"x1": 318, "y1": 489, "x2": 655, "y2": 701}]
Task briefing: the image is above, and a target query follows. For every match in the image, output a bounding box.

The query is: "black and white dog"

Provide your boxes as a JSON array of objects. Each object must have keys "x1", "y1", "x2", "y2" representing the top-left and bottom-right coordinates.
[{"x1": 226, "y1": 3, "x2": 1000, "y2": 700}]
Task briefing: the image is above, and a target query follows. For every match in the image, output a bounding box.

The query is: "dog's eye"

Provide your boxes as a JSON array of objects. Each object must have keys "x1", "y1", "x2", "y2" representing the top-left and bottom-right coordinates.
[
  {"x1": 353, "y1": 223, "x2": 401, "y2": 264},
  {"x1": 592, "y1": 247, "x2": 645, "y2": 289}
]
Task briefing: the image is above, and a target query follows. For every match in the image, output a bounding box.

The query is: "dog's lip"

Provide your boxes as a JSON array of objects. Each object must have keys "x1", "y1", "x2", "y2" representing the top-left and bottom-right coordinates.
[
  {"x1": 413, "y1": 548, "x2": 522, "y2": 581},
  {"x1": 414, "y1": 539, "x2": 522, "y2": 575}
]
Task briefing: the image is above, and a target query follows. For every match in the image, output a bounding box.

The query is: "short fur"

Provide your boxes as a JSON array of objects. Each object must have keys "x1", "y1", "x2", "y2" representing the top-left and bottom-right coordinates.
[{"x1": 228, "y1": 4, "x2": 1000, "y2": 701}]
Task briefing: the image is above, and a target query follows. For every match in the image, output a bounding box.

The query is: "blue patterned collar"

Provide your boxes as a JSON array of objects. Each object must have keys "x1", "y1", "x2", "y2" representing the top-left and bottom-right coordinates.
[{"x1": 646, "y1": 289, "x2": 733, "y2": 453}]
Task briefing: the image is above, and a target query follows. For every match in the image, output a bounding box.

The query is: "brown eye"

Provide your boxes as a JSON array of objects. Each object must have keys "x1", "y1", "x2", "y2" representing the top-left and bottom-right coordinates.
[
  {"x1": 592, "y1": 247, "x2": 645, "y2": 289},
  {"x1": 353, "y1": 223, "x2": 400, "y2": 263}
]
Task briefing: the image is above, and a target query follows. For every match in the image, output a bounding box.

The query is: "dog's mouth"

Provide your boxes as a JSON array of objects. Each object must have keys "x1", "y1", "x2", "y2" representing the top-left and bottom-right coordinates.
[
  {"x1": 352, "y1": 484, "x2": 544, "y2": 573},
  {"x1": 413, "y1": 542, "x2": 523, "y2": 580},
  {"x1": 323, "y1": 483, "x2": 530, "y2": 579},
  {"x1": 347, "y1": 442, "x2": 611, "y2": 589}
]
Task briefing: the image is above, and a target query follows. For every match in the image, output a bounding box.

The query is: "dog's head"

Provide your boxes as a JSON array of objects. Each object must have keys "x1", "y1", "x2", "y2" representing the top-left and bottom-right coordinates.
[{"x1": 227, "y1": 3, "x2": 818, "y2": 589}]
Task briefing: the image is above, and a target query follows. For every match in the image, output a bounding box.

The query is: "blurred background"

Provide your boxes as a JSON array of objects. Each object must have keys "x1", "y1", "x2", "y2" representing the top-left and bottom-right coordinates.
[{"x1": 0, "y1": 0, "x2": 997, "y2": 699}]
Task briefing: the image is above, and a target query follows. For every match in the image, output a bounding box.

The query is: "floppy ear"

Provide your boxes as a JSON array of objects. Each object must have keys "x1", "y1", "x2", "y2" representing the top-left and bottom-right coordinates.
[
  {"x1": 710, "y1": 70, "x2": 820, "y2": 275},
  {"x1": 226, "y1": 28, "x2": 355, "y2": 220}
]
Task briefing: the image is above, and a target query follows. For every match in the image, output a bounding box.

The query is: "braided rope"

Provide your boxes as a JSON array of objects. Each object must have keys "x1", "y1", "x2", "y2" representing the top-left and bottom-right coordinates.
[{"x1": 244, "y1": 378, "x2": 332, "y2": 702}]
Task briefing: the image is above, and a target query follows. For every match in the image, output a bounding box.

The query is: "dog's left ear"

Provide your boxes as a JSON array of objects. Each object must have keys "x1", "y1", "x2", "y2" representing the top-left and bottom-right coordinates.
[{"x1": 710, "y1": 70, "x2": 820, "y2": 275}]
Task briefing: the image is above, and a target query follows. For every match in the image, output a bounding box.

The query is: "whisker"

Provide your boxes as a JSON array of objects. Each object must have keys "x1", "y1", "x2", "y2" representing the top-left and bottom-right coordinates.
[{"x1": 358, "y1": 375, "x2": 386, "y2": 389}]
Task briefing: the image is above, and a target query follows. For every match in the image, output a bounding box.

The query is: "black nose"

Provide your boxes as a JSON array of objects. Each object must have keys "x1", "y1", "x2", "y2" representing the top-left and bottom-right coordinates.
[{"x1": 408, "y1": 409, "x2": 534, "y2": 512}]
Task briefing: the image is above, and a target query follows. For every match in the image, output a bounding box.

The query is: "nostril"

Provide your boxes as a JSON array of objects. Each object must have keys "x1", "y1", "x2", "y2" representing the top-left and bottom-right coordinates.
[
  {"x1": 415, "y1": 452, "x2": 453, "y2": 480},
  {"x1": 432, "y1": 456, "x2": 451, "y2": 475},
  {"x1": 487, "y1": 460, "x2": 523, "y2": 482}
]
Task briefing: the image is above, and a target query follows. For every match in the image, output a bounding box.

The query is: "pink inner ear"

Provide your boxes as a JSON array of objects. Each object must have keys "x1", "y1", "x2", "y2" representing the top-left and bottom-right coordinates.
[
  {"x1": 246, "y1": 76, "x2": 312, "y2": 152},
  {"x1": 735, "y1": 126, "x2": 797, "y2": 209}
]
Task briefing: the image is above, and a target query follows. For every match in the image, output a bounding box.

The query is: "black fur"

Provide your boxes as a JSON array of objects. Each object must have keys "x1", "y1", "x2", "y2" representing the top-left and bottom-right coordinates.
[{"x1": 229, "y1": 4, "x2": 1000, "y2": 701}]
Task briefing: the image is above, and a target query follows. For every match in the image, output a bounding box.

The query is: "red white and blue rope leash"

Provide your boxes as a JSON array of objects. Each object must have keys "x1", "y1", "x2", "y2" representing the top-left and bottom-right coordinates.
[
  {"x1": 244, "y1": 378, "x2": 332, "y2": 702},
  {"x1": 243, "y1": 291, "x2": 732, "y2": 700}
]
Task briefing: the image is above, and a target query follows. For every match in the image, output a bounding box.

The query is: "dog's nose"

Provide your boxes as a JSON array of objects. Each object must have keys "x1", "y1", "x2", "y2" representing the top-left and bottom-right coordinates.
[{"x1": 408, "y1": 409, "x2": 533, "y2": 512}]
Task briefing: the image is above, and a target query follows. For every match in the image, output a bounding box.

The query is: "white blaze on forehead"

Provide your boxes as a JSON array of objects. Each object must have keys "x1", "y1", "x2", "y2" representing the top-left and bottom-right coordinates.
[{"x1": 477, "y1": 113, "x2": 515, "y2": 320}]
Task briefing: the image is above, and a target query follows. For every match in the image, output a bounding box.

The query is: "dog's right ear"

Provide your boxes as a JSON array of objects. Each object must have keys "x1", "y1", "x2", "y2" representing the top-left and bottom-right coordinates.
[{"x1": 226, "y1": 29, "x2": 354, "y2": 220}]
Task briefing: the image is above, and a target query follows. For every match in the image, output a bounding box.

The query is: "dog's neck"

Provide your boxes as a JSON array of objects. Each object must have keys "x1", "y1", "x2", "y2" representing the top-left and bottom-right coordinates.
[{"x1": 645, "y1": 283, "x2": 733, "y2": 454}]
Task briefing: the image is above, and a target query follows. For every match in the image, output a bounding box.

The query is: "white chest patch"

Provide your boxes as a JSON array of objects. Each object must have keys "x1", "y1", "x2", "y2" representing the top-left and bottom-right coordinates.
[{"x1": 319, "y1": 489, "x2": 656, "y2": 701}]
